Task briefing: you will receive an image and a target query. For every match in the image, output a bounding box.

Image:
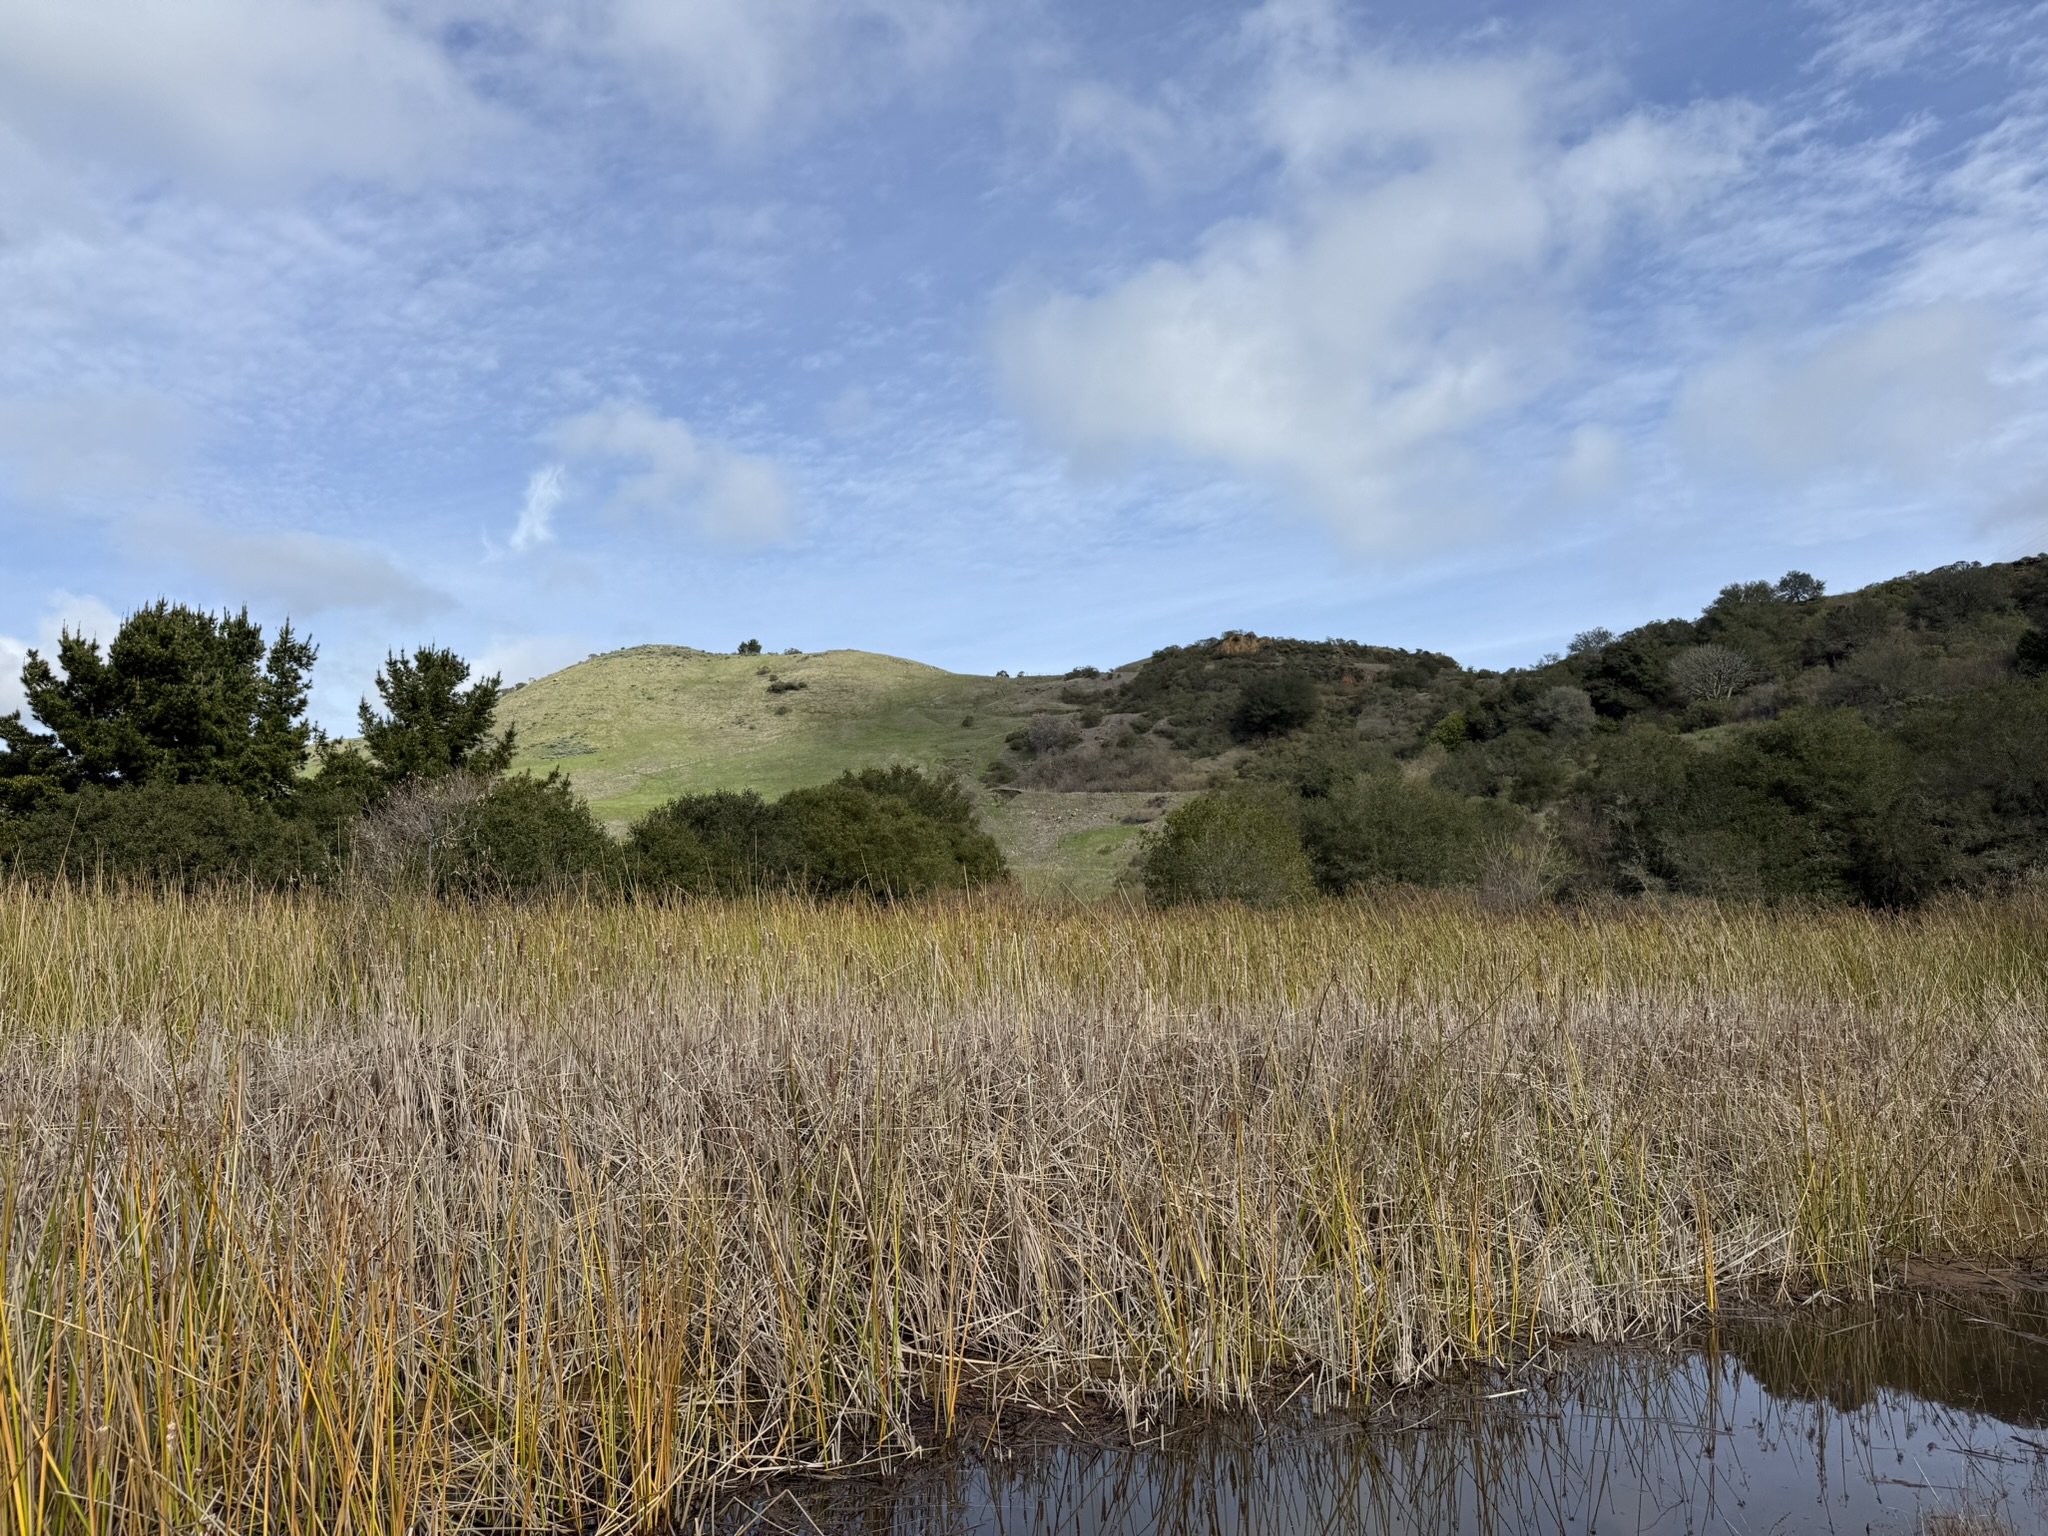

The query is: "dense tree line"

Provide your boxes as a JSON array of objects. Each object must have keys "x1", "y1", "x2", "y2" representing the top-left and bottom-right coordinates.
[
  {"x1": 1132, "y1": 556, "x2": 2048, "y2": 907},
  {"x1": 0, "y1": 603, "x2": 1005, "y2": 899}
]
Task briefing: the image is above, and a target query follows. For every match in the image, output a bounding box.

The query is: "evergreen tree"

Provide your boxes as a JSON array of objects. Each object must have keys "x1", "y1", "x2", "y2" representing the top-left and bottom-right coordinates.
[
  {"x1": 0, "y1": 602, "x2": 315, "y2": 802},
  {"x1": 357, "y1": 646, "x2": 516, "y2": 782}
]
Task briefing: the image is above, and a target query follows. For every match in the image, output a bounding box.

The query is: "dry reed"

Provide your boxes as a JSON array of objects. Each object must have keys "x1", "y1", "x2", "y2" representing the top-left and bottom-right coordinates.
[{"x1": 0, "y1": 882, "x2": 2043, "y2": 1532}]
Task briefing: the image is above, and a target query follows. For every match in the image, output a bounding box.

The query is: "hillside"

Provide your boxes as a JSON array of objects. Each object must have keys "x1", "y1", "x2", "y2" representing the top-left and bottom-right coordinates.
[
  {"x1": 494, "y1": 553, "x2": 2048, "y2": 903},
  {"x1": 4, "y1": 552, "x2": 2043, "y2": 904},
  {"x1": 492, "y1": 646, "x2": 1179, "y2": 893},
  {"x1": 496, "y1": 646, "x2": 1034, "y2": 819},
  {"x1": 488, "y1": 634, "x2": 1474, "y2": 895}
]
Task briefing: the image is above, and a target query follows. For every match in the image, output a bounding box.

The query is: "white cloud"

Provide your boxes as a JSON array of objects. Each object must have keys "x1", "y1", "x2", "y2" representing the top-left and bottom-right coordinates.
[
  {"x1": 126, "y1": 518, "x2": 451, "y2": 619},
  {"x1": 1675, "y1": 305, "x2": 2004, "y2": 484},
  {"x1": 0, "y1": 637, "x2": 22, "y2": 718},
  {"x1": 38, "y1": 589, "x2": 121, "y2": 647},
  {"x1": 511, "y1": 464, "x2": 565, "y2": 553},
  {"x1": 546, "y1": 400, "x2": 794, "y2": 547},
  {"x1": 0, "y1": 392, "x2": 195, "y2": 506},
  {"x1": 1556, "y1": 425, "x2": 1625, "y2": 501},
  {"x1": 996, "y1": 25, "x2": 1754, "y2": 545},
  {"x1": 596, "y1": 0, "x2": 976, "y2": 145},
  {"x1": 0, "y1": 0, "x2": 499, "y2": 190}
]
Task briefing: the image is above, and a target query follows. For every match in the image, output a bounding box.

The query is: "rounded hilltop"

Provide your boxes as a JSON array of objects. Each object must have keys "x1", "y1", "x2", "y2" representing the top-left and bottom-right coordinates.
[{"x1": 493, "y1": 644, "x2": 1062, "y2": 824}]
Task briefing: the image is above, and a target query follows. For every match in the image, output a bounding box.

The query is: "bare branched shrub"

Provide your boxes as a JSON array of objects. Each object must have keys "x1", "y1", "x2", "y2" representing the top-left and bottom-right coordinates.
[
  {"x1": 1531, "y1": 685, "x2": 1597, "y2": 736},
  {"x1": 1476, "y1": 823, "x2": 1571, "y2": 911},
  {"x1": 1670, "y1": 644, "x2": 1766, "y2": 702},
  {"x1": 1027, "y1": 712, "x2": 1081, "y2": 755},
  {"x1": 346, "y1": 772, "x2": 487, "y2": 889}
]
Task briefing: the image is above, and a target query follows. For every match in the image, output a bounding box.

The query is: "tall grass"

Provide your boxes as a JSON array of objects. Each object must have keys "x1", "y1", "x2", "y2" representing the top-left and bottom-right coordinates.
[{"x1": 1, "y1": 882, "x2": 2043, "y2": 1532}]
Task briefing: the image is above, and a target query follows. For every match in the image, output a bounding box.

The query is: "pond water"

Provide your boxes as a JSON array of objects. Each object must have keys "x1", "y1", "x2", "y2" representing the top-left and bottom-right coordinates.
[{"x1": 725, "y1": 1289, "x2": 2048, "y2": 1535}]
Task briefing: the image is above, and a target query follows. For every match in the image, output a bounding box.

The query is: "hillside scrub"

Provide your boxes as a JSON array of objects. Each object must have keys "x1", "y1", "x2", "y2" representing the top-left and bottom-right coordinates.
[
  {"x1": 1298, "y1": 772, "x2": 1526, "y2": 892},
  {"x1": 0, "y1": 885, "x2": 2043, "y2": 1532},
  {"x1": 1147, "y1": 560, "x2": 2048, "y2": 906},
  {"x1": 1139, "y1": 790, "x2": 1313, "y2": 906}
]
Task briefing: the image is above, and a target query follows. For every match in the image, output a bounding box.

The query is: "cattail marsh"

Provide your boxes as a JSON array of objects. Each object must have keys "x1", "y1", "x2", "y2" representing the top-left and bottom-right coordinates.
[{"x1": 1, "y1": 884, "x2": 2043, "y2": 1532}]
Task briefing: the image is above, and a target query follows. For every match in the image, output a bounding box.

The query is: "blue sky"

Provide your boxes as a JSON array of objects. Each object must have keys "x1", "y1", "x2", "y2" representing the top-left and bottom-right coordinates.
[{"x1": 1, "y1": 0, "x2": 2044, "y2": 729}]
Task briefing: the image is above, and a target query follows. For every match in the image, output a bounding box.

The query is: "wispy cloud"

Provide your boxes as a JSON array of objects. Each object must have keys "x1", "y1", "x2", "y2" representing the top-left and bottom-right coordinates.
[
  {"x1": 125, "y1": 516, "x2": 451, "y2": 620},
  {"x1": 544, "y1": 400, "x2": 795, "y2": 548},
  {"x1": 1675, "y1": 305, "x2": 2005, "y2": 485},
  {"x1": 594, "y1": 0, "x2": 982, "y2": 146},
  {"x1": 997, "y1": 15, "x2": 1756, "y2": 547},
  {"x1": 511, "y1": 464, "x2": 565, "y2": 552},
  {"x1": 0, "y1": 391, "x2": 195, "y2": 507}
]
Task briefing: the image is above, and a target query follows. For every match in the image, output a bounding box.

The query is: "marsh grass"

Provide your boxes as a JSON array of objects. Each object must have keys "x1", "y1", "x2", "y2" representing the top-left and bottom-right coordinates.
[{"x1": 1, "y1": 883, "x2": 2044, "y2": 1532}]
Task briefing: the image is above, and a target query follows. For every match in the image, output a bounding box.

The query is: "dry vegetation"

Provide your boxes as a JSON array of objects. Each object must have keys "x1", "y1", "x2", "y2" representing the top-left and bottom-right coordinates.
[{"x1": 1, "y1": 883, "x2": 2044, "y2": 1532}]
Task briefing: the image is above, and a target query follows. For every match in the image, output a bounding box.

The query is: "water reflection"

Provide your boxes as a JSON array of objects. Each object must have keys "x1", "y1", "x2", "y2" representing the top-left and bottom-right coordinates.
[
  {"x1": 723, "y1": 1291, "x2": 2048, "y2": 1535},
  {"x1": 1727, "y1": 1290, "x2": 2048, "y2": 1429}
]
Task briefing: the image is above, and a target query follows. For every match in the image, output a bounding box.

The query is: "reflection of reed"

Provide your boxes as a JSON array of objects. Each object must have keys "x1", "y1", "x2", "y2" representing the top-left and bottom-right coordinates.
[
  {"x1": 1724, "y1": 1293, "x2": 2048, "y2": 1427},
  {"x1": 830, "y1": 1342, "x2": 2048, "y2": 1536}
]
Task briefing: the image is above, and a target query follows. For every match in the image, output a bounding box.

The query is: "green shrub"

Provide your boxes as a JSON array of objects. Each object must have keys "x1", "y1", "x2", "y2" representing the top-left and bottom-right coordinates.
[
  {"x1": 780, "y1": 767, "x2": 1006, "y2": 898},
  {"x1": 1298, "y1": 773, "x2": 1523, "y2": 892},
  {"x1": 2017, "y1": 628, "x2": 2048, "y2": 677},
  {"x1": 1426, "y1": 711, "x2": 1471, "y2": 750},
  {"x1": 442, "y1": 772, "x2": 619, "y2": 896},
  {"x1": 630, "y1": 767, "x2": 1007, "y2": 901},
  {"x1": 1891, "y1": 676, "x2": 2048, "y2": 889},
  {"x1": 1140, "y1": 792, "x2": 1312, "y2": 907},
  {"x1": 289, "y1": 747, "x2": 385, "y2": 847},
  {"x1": 1431, "y1": 727, "x2": 1572, "y2": 809},
  {"x1": 629, "y1": 789, "x2": 796, "y2": 896},
  {"x1": 1230, "y1": 672, "x2": 1319, "y2": 740},
  {"x1": 778, "y1": 783, "x2": 978, "y2": 898},
  {"x1": 1566, "y1": 711, "x2": 1945, "y2": 904},
  {"x1": 4, "y1": 782, "x2": 331, "y2": 887}
]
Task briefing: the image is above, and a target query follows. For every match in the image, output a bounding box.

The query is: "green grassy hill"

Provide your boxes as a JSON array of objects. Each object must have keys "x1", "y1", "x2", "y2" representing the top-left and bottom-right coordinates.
[
  {"x1": 498, "y1": 645, "x2": 1052, "y2": 821},
  {"x1": 495, "y1": 645, "x2": 1183, "y2": 896}
]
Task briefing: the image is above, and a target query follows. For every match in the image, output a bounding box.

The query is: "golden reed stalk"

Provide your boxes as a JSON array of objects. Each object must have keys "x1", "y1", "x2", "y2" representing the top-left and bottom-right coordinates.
[{"x1": 0, "y1": 881, "x2": 2042, "y2": 1532}]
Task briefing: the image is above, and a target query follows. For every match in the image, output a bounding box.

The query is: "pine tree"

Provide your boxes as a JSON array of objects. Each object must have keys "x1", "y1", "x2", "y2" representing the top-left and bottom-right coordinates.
[
  {"x1": 2, "y1": 602, "x2": 315, "y2": 801},
  {"x1": 356, "y1": 646, "x2": 516, "y2": 782}
]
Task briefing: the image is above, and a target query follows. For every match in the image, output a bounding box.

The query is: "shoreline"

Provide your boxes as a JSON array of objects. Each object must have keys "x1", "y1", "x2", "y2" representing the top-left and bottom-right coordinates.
[{"x1": 700, "y1": 1277, "x2": 2048, "y2": 1533}]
